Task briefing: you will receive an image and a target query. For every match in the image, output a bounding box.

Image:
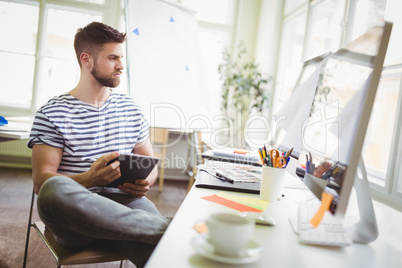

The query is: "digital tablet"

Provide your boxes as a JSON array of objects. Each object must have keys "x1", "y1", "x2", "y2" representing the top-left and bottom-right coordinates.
[{"x1": 105, "y1": 154, "x2": 160, "y2": 188}]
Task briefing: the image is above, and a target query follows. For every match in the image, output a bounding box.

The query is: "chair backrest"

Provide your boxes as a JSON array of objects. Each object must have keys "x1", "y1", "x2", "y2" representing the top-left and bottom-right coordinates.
[
  {"x1": 193, "y1": 130, "x2": 205, "y2": 166},
  {"x1": 149, "y1": 127, "x2": 169, "y2": 158}
]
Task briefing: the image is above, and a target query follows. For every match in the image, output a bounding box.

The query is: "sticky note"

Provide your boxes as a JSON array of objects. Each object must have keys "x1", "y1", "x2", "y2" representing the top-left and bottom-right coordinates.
[
  {"x1": 234, "y1": 148, "x2": 249, "y2": 155},
  {"x1": 217, "y1": 192, "x2": 269, "y2": 211},
  {"x1": 201, "y1": 194, "x2": 263, "y2": 213},
  {"x1": 193, "y1": 223, "x2": 208, "y2": 233},
  {"x1": 309, "y1": 192, "x2": 334, "y2": 228}
]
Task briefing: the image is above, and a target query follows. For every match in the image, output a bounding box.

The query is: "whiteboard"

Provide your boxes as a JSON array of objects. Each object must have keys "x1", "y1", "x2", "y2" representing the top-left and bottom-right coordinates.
[{"x1": 125, "y1": 0, "x2": 202, "y2": 129}]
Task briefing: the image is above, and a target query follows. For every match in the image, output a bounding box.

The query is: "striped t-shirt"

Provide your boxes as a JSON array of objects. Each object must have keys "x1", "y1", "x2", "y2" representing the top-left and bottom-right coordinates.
[{"x1": 28, "y1": 92, "x2": 149, "y2": 175}]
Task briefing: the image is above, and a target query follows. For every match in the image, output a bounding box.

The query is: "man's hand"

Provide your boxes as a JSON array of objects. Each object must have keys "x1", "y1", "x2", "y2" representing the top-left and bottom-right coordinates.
[
  {"x1": 118, "y1": 179, "x2": 150, "y2": 198},
  {"x1": 83, "y1": 152, "x2": 121, "y2": 188},
  {"x1": 32, "y1": 145, "x2": 122, "y2": 193}
]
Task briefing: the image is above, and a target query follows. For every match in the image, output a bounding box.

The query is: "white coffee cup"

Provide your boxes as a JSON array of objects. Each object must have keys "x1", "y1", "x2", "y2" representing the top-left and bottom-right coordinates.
[{"x1": 206, "y1": 213, "x2": 255, "y2": 256}]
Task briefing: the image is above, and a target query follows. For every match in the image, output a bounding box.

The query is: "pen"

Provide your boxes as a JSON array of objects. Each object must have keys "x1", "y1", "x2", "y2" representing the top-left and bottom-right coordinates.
[
  {"x1": 199, "y1": 168, "x2": 227, "y2": 183},
  {"x1": 216, "y1": 172, "x2": 234, "y2": 183},
  {"x1": 267, "y1": 155, "x2": 272, "y2": 167},
  {"x1": 284, "y1": 148, "x2": 293, "y2": 158},
  {"x1": 258, "y1": 148, "x2": 264, "y2": 165}
]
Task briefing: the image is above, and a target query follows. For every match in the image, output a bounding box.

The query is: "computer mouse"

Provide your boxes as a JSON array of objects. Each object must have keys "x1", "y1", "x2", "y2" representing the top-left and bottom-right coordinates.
[
  {"x1": 238, "y1": 212, "x2": 276, "y2": 226},
  {"x1": 254, "y1": 214, "x2": 276, "y2": 226}
]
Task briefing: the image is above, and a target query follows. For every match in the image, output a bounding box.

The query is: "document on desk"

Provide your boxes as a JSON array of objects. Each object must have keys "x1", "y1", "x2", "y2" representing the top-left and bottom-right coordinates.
[{"x1": 200, "y1": 166, "x2": 260, "y2": 183}]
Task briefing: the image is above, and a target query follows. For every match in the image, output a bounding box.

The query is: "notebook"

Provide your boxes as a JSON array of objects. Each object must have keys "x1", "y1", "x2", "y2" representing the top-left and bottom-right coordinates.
[{"x1": 194, "y1": 168, "x2": 261, "y2": 195}]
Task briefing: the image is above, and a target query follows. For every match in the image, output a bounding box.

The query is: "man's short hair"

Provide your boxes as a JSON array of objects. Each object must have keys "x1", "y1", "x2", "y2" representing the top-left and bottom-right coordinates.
[{"x1": 74, "y1": 22, "x2": 126, "y2": 67}]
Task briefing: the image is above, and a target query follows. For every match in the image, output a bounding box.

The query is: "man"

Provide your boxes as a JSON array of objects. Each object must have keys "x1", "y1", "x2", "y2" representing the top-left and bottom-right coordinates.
[{"x1": 28, "y1": 22, "x2": 170, "y2": 267}]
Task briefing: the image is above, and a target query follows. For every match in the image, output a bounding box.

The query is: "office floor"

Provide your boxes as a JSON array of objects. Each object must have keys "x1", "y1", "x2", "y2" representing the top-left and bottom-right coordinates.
[{"x1": 0, "y1": 167, "x2": 189, "y2": 268}]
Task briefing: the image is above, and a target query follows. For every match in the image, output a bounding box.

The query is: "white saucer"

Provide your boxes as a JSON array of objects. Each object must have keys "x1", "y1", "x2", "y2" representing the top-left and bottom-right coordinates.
[{"x1": 190, "y1": 234, "x2": 264, "y2": 264}]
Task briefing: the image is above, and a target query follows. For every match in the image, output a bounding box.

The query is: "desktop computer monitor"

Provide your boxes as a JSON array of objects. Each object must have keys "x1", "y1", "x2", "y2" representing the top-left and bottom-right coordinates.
[
  {"x1": 300, "y1": 22, "x2": 392, "y2": 219},
  {"x1": 273, "y1": 52, "x2": 331, "y2": 160}
]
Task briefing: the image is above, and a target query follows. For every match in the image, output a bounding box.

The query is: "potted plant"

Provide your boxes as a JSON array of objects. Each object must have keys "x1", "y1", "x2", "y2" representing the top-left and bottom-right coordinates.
[{"x1": 218, "y1": 42, "x2": 271, "y2": 148}]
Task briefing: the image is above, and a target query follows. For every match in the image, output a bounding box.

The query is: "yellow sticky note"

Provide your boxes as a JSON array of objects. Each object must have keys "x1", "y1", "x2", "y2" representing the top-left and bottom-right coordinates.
[
  {"x1": 309, "y1": 192, "x2": 333, "y2": 228},
  {"x1": 217, "y1": 192, "x2": 269, "y2": 211}
]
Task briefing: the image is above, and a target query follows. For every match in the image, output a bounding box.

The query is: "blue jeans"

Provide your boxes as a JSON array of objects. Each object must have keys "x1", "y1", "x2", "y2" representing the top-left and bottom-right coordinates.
[{"x1": 36, "y1": 176, "x2": 171, "y2": 267}]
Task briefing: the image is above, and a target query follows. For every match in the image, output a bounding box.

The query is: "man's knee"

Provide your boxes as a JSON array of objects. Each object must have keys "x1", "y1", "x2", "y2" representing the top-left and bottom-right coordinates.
[
  {"x1": 37, "y1": 176, "x2": 84, "y2": 216},
  {"x1": 38, "y1": 176, "x2": 66, "y2": 201}
]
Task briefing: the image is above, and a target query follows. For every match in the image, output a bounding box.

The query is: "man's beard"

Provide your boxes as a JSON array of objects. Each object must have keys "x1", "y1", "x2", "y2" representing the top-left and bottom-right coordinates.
[{"x1": 91, "y1": 63, "x2": 121, "y2": 88}]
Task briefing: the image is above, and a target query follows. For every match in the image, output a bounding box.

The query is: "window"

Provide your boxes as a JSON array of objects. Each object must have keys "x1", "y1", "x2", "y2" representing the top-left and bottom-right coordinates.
[
  {"x1": 71, "y1": 0, "x2": 105, "y2": 3},
  {"x1": 303, "y1": 0, "x2": 345, "y2": 61},
  {"x1": 274, "y1": 8, "x2": 307, "y2": 112},
  {"x1": 36, "y1": 7, "x2": 102, "y2": 108},
  {"x1": 197, "y1": 27, "x2": 232, "y2": 118},
  {"x1": 0, "y1": 1, "x2": 39, "y2": 108},
  {"x1": 181, "y1": 0, "x2": 235, "y2": 25},
  {"x1": 346, "y1": 0, "x2": 387, "y2": 43},
  {"x1": 0, "y1": 0, "x2": 124, "y2": 114},
  {"x1": 275, "y1": 0, "x2": 345, "y2": 113},
  {"x1": 362, "y1": 66, "x2": 401, "y2": 187},
  {"x1": 367, "y1": 0, "x2": 402, "y2": 206},
  {"x1": 181, "y1": 0, "x2": 237, "y2": 119},
  {"x1": 285, "y1": 0, "x2": 308, "y2": 14}
]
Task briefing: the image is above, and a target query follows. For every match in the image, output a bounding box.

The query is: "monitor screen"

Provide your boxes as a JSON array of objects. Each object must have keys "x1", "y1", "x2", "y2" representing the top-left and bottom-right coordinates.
[{"x1": 300, "y1": 22, "x2": 392, "y2": 216}]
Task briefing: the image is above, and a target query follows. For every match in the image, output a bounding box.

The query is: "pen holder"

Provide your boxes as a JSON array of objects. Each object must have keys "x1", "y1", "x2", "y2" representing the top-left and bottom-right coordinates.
[{"x1": 260, "y1": 166, "x2": 286, "y2": 202}]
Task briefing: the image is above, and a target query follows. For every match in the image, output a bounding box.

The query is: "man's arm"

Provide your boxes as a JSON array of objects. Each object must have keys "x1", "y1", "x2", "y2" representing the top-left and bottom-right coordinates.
[
  {"x1": 32, "y1": 144, "x2": 121, "y2": 194},
  {"x1": 118, "y1": 138, "x2": 158, "y2": 197}
]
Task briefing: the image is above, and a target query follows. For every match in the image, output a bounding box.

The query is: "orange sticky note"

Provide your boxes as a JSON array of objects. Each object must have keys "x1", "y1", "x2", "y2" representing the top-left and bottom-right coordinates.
[
  {"x1": 309, "y1": 192, "x2": 334, "y2": 228},
  {"x1": 193, "y1": 223, "x2": 208, "y2": 233},
  {"x1": 234, "y1": 149, "x2": 249, "y2": 155},
  {"x1": 201, "y1": 194, "x2": 263, "y2": 213}
]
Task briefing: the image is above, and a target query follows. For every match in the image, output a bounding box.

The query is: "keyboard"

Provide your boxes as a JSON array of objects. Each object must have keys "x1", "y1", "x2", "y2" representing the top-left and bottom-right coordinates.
[{"x1": 298, "y1": 200, "x2": 352, "y2": 246}]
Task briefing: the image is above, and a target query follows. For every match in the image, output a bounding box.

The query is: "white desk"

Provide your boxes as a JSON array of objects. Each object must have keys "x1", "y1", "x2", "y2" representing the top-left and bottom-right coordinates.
[
  {"x1": 0, "y1": 117, "x2": 31, "y2": 141},
  {"x1": 0, "y1": 130, "x2": 29, "y2": 141},
  {"x1": 146, "y1": 169, "x2": 402, "y2": 268}
]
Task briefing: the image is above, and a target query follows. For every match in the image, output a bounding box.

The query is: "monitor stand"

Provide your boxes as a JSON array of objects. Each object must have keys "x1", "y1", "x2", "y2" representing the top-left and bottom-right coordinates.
[{"x1": 347, "y1": 157, "x2": 379, "y2": 243}]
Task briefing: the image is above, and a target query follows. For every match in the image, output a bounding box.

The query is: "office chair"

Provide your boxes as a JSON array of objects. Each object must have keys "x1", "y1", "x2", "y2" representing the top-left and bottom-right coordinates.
[
  {"x1": 23, "y1": 189, "x2": 126, "y2": 268},
  {"x1": 148, "y1": 127, "x2": 169, "y2": 192}
]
